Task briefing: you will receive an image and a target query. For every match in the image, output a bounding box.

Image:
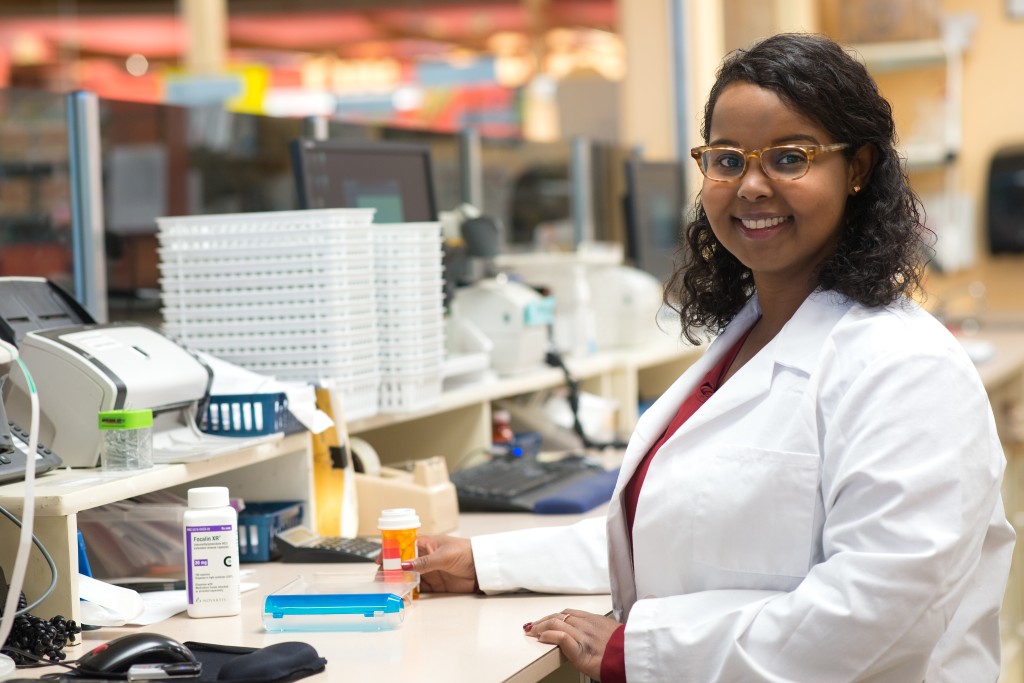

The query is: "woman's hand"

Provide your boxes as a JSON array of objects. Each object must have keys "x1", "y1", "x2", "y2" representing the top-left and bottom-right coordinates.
[
  {"x1": 400, "y1": 535, "x2": 478, "y2": 593},
  {"x1": 525, "y1": 609, "x2": 621, "y2": 679}
]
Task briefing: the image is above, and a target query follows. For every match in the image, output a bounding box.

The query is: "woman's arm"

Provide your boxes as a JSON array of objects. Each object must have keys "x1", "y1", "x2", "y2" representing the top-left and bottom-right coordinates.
[
  {"x1": 408, "y1": 517, "x2": 610, "y2": 595},
  {"x1": 471, "y1": 516, "x2": 610, "y2": 594}
]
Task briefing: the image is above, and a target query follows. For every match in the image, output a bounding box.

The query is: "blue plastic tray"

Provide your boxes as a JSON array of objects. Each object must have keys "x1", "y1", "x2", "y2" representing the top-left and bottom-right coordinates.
[
  {"x1": 238, "y1": 500, "x2": 304, "y2": 562},
  {"x1": 200, "y1": 392, "x2": 300, "y2": 436}
]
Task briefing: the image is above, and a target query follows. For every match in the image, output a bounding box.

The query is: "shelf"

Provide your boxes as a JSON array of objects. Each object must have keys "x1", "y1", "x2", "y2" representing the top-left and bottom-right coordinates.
[
  {"x1": 0, "y1": 432, "x2": 312, "y2": 516},
  {"x1": 347, "y1": 339, "x2": 700, "y2": 472},
  {"x1": 902, "y1": 142, "x2": 957, "y2": 172},
  {"x1": 0, "y1": 432, "x2": 314, "y2": 622},
  {"x1": 347, "y1": 339, "x2": 699, "y2": 436},
  {"x1": 0, "y1": 160, "x2": 68, "y2": 175},
  {"x1": 0, "y1": 340, "x2": 700, "y2": 623},
  {"x1": 851, "y1": 39, "x2": 947, "y2": 72}
]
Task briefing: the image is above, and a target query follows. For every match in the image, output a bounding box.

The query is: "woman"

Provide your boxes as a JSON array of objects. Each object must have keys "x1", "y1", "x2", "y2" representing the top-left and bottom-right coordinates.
[{"x1": 404, "y1": 33, "x2": 1015, "y2": 682}]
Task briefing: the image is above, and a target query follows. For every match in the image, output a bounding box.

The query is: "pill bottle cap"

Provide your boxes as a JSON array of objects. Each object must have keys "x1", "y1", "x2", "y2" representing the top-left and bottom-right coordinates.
[
  {"x1": 188, "y1": 486, "x2": 230, "y2": 509},
  {"x1": 377, "y1": 507, "x2": 421, "y2": 530},
  {"x1": 98, "y1": 409, "x2": 153, "y2": 430}
]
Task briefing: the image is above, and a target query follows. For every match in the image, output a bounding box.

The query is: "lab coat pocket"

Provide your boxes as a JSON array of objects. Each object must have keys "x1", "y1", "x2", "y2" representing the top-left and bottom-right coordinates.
[{"x1": 692, "y1": 446, "x2": 820, "y2": 577}]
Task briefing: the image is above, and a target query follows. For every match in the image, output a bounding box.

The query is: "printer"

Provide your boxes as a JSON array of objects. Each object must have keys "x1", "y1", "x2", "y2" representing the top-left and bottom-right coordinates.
[
  {"x1": 6, "y1": 323, "x2": 215, "y2": 468},
  {"x1": 450, "y1": 277, "x2": 554, "y2": 376}
]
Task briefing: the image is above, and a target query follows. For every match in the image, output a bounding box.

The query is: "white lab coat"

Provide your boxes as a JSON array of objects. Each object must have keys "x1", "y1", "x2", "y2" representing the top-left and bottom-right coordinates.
[{"x1": 472, "y1": 290, "x2": 1015, "y2": 682}]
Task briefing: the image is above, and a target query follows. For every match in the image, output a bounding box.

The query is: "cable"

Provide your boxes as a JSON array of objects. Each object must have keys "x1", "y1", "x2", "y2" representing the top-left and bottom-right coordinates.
[
  {"x1": 0, "y1": 505, "x2": 58, "y2": 614},
  {"x1": 0, "y1": 600, "x2": 81, "y2": 666},
  {"x1": 544, "y1": 349, "x2": 628, "y2": 451},
  {"x1": 0, "y1": 347, "x2": 39, "y2": 669},
  {"x1": 7, "y1": 643, "x2": 96, "y2": 675},
  {"x1": 453, "y1": 444, "x2": 516, "y2": 472},
  {"x1": 0, "y1": 349, "x2": 80, "y2": 668}
]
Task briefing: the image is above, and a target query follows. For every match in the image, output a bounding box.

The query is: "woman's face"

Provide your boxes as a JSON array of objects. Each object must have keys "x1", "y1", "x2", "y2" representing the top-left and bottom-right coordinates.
[{"x1": 701, "y1": 82, "x2": 864, "y2": 297}]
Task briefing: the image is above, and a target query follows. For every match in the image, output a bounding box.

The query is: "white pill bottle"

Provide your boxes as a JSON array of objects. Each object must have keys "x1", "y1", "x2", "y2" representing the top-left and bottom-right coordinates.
[{"x1": 183, "y1": 486, "x2": 241, "y2": 618}]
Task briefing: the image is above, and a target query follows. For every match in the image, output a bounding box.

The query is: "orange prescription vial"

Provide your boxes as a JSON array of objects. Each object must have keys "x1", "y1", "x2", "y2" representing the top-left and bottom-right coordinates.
[{"x1": 378, "y1": 508, "x2": 421, "y2": 598}]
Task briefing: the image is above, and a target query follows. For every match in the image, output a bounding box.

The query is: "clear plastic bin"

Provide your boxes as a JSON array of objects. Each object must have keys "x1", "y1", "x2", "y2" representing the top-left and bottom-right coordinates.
[
  {"x1": 263, "y1": 571, "x2": 418, "y2": 632},
  {"x1": 78, "y1": 497, "x2": 187, "y2": 580}
]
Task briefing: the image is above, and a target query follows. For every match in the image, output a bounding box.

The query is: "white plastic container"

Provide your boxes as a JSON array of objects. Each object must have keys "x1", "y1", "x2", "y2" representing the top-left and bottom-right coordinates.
[{"x1": 183, "y1": 486, "x2": 241, "y2": 618}]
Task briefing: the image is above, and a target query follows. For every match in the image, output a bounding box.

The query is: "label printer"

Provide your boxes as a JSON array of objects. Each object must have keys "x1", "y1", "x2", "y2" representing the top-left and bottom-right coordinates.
[{"x1": 7, "y1": 323, "x2": 221, "y2": 468}]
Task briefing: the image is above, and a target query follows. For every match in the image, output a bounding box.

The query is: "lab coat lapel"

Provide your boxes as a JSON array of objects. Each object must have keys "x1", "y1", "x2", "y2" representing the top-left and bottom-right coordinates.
[
  {"x1": 659, "y1": 290, "x2": 853, "y2": 446},
  {"x1": 615, "y1": 297, "x2": 764, "y2": 483},
  {"x1": 606, "y1": 297, "x2": 762, "y2": 620},
  {"x1": 606, "y1": 291, "x2": 853, "y2": 621}
]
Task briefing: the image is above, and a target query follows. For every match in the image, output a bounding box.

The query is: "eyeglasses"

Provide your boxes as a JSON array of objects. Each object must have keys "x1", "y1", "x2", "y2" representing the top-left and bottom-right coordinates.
[{"x1": 689, "y1": 143, "x2": 849, "y2": 182}]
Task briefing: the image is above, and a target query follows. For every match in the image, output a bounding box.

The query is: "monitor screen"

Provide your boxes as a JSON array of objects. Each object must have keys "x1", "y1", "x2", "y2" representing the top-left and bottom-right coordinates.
[
  {"x1": 623, "y1": 158, "x2": 685, "y2": 283},
  {"x1": 322, "y1": 122, "x2": 463, "y2": 216},
  {"x1": 291, "y1": 139, "x2": 438, "y2": 222},
  {"x1": 476, "y1": 136, "x2": 574, "y2": 251}
]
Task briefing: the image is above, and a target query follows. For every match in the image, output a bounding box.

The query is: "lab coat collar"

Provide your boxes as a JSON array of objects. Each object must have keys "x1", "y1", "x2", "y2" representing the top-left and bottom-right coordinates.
[
  {"x1": 633, "y1": 289, "x2": 852, "y2": 452},
  {"x1": 608, "y1": 289, "x2": 854, "y2": 619},
  {"x1": 771, "y1": 289, "x2": 854, "y2": 374}
]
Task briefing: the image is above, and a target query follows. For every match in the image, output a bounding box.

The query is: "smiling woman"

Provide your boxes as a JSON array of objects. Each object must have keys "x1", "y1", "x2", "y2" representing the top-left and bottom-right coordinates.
[
  {"x1": 671, "y1": 35, "x2": 929, "y2": 347},
  {"x1": 387, "y1": 33, "x2": 1015, "y2": 683}
]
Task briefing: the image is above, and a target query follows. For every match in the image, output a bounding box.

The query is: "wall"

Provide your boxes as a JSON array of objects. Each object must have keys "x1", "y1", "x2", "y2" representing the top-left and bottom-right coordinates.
[
  {"x1": 683, "y1": 0, "x2": 1024, "y2": 272},
  {"x1": 942, "y1": 0, "x2": 1024, "y2": 263},
  {"x1": 617, "y1": 0, "x2": 677, "y2": 161}
]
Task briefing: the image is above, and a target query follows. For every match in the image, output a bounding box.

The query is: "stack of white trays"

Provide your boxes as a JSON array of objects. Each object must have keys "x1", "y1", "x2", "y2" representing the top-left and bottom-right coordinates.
[
  {"x1": 374, "y1": 222, "x2": 446, "y2": 413},
  {"x1": 156, "y1": 208, "x2": 382, "y2": 421}
]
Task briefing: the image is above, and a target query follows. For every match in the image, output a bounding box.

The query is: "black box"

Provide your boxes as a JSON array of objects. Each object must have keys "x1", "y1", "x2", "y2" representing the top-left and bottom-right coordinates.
[{"x1": 987, "y1": 145, "x2": 1024, "y2": 254}]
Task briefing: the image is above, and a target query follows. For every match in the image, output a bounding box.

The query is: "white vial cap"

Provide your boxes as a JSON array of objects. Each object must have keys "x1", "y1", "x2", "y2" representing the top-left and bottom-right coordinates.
[
  {"x1": 377, "y1": 507, "x2": 421, "y2": 530},
  {"x1": 188, "y1": 486, "x2": 230, "y2": 509}
]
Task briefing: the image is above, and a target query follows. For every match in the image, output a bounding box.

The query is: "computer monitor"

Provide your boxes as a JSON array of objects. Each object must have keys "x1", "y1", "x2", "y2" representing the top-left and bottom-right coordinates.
[
  {"x1": 291, "y1": 139, "x2": 438, "y2": 222},
  {"x1": 623, "y1": 158, "x2": 685, "y2": 283},
  {"x1": 476, "y1": 136, "x2": 574, "y2": 250}
]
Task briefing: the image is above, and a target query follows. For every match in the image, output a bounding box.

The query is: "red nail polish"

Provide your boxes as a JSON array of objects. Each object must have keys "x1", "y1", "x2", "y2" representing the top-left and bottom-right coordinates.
[
  {"x1": 523, "y1": 622, "x2": 532, "y2": 632},
  {"x1": 401, "y1": 561, "x2": 414, "y2": 570}
]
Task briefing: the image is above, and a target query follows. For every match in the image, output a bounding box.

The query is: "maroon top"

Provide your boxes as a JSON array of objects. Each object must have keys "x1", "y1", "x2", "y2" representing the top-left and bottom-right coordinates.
[{"x1": 600, "y1": 325, "x2": 756, "y2": 683}]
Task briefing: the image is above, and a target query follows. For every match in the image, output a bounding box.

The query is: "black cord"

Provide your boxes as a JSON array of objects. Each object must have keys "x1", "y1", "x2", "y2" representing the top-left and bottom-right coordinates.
[
  {"x1": 0, "y1": 600, "x2": 81, "y2": 666},
  {"x1": 544, "y1": 350, "x2": 628, "y2": 451},
  {"x1": 0, "y1": 504, "x2": 58, "y2": 614},
  {"x1": 0, "y1": 507, "x2": 79, "y2": 666}
]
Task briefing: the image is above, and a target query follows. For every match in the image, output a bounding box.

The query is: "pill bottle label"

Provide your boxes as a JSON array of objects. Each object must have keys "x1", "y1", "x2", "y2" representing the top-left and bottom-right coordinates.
[
  {"x1": 378, "y1": 508, "x2": 421, "y2": 599},
  {"x1": 184, "y1": 523, "x2": 240, "y2": 616}
]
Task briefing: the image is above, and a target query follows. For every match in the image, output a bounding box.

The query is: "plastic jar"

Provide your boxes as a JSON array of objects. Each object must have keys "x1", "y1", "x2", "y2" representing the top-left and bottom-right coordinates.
[
  {"x1": 378, "y1": 508, "x2": 421, "y2": 599},
  {"x1": 183, "y1": 486, "x2": 241, "y2": 618},
  {"x1": 98, "y1": 409, "x2": 153, "y2": 471}
]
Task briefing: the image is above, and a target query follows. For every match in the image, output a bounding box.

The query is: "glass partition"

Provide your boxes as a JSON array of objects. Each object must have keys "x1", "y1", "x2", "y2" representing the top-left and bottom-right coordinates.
[
  {"x1": 477, "y1": 136, "x2": 573, "y2": 251},
  {"x1": 0, "y1": 88, "x2": 75, "y2": 296},
  {"x1": 97, "y1": 98, "x2": 305, "y2": 323},
  {"x1": 589, "y1": 140, "x2": 635, "y2": 249},
  {"x1": 1, "y1": 87, "x2": 552, "y2": 325}
]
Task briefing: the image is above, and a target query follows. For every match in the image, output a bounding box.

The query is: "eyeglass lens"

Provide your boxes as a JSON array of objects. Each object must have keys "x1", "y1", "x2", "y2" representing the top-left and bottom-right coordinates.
[{"x1": 700, "y1": 146, "x2": 811, "y2": 181}]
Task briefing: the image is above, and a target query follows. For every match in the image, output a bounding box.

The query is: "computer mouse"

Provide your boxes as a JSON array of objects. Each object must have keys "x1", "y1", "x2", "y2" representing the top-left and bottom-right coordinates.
[{"x1": 73, "y1": 632, "x2": 196, "y2": 676}]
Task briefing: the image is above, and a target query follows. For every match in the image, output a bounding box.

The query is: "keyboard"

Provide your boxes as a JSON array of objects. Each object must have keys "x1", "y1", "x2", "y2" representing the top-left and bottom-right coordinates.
[
  {"x1": 276, "y1": 526, "x2": 382, "y2": 563},
  {"x1": 450, "y1": 455, "x2": 620, "y2": 514}
]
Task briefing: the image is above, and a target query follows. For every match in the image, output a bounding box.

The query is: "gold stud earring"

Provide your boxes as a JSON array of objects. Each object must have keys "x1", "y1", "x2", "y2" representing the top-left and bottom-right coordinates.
[{"x1": 852, "y1": 184, "x2": 862, "y2": 195}]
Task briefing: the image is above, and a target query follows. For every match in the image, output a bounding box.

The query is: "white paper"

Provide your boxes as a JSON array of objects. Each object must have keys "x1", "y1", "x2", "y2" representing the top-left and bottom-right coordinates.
[
  {"x1": 79, "y1": 575, "x2": 261, "y2": 627},
  {"x1": 78, "y1": 574, "x2": 145, "y2": 626}
]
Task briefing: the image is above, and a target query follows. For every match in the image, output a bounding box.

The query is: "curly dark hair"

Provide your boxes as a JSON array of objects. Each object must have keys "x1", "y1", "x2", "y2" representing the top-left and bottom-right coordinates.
[{"x1": 665, "y1": 33, "x2": 932, "y2": 344}]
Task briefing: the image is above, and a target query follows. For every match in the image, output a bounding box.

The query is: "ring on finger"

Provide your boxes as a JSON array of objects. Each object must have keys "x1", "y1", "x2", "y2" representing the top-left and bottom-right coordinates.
[{"x1": 560, "y1": 613, "x2": 570, "y2": 623}]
